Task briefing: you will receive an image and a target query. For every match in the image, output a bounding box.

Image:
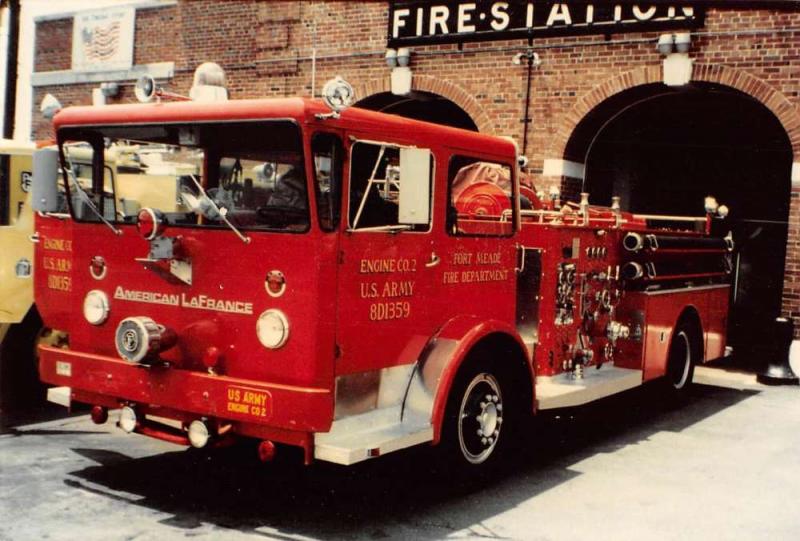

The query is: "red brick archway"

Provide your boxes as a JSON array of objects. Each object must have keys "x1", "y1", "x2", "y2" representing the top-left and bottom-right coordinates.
[
  {"x1": 552, "y1": 64, "x2": 800, "y2": 329},
  {"x1": 553, "y1": 64, "x2": 800, "y2": 160},
  {"x1": 353, "y1": 75, "x2": 495, "y2": 134}
]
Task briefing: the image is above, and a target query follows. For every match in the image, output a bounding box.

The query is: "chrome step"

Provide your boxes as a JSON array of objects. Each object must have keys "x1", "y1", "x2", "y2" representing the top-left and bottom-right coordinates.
[
  {"x1": 314, "y1": 406, "x2": 432, "y2": 465},
  {"x1": 536, "y1": 366, "x2": 643, "y2": 410}
]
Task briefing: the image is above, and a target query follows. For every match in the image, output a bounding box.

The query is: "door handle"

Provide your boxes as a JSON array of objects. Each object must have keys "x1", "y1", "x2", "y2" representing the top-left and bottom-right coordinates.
[{"x1": 425, "y1": 252, "x2": 441, "y2": 268}]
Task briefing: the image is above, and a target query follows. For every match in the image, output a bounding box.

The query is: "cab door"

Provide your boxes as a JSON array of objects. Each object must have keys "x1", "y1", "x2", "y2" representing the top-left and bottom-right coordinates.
[{"x1": 335, "y1": 139, "x2": 441, "y2": 379}]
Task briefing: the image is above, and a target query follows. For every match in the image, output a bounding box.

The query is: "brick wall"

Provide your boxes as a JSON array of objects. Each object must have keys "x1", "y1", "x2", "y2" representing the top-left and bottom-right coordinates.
[{"x1": 32, "y1": 1, "x2": 800, "y2": 329}]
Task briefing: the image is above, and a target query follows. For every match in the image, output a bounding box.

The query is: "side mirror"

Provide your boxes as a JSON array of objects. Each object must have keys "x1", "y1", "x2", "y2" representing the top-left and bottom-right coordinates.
[
  {"x1": 32, "y1": 148, "x2": 60, "y2": 213},
  {"x1": 398, "y1": 148, "x2": 431, "y2": 225}
]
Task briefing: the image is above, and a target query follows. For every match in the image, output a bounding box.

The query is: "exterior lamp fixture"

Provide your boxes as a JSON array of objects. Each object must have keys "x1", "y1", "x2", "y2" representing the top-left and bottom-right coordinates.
[
  {"x1": 40, "y1": 93, "x2": 62, "y2": 119},
  {"x1": 396, "y1": 47, "x2": 411, "y2": 67},
  {"x1": 385, "y1": 48, "x2": 398, "y2": 68},
  {"x1": 386, "y1": 47, "x2": 413, "y2": 96},
  {"x1": 318, "y1": 76, "x2": 355, "y2": 119},
  {"x1": 657, "y1": 34, "x2": 674, "y2": 56},
  {"x1": 93, "y1": 82, "x2": 119, "y2": 106},
  {"x1": 658, "y1": 32, "x2": 693, "y2": 87}
]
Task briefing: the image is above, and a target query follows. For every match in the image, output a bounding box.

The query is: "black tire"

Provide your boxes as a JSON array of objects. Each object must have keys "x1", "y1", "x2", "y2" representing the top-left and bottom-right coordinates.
[
  {"x1": 0, "y1": 308, "x2": 46, "y2": 412},
  {"x1": 664, "y1": 320, "x2": 700, "y2": 393},
  {"x1": 440, "y1": 354, "x2": 521, "y2": 474}
]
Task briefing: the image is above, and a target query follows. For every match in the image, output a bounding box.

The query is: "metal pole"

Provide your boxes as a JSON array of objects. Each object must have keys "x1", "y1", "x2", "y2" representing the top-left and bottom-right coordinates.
[
  {"x1": 521, "y1": 51, "x2": 533, "y2": 157},
  {"x1": 2, "y1": 0, "x2": 19, "y2": 139}
]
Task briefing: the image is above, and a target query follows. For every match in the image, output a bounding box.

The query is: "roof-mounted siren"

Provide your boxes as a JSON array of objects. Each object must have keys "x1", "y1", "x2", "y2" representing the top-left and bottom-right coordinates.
[
  {"x1": 189, "y1": 62, "x2": 228, "y2": 102},
  {"x1": 317, "y1": 76, "x2": 355, "y2": 120},
  {"x1": 134, "y1": 74, "x2": 191, "y2": 103},
  {"x1": 134, "y1": 74, "x2": 157, "y2": 103}
]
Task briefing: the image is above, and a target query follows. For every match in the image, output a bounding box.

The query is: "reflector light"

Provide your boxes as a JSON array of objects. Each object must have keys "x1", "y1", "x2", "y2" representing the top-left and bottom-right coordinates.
[
  {"x1": 202, "y1": 346, "x2": 222, "y2": 370},
  {"x1": 90, "y1": 405, "x2": 108, "y2": 425},
  {"x1": 256, "y1": 309, "x2": 290, "y2": 349},
  {"x1": 119, "y1": 406, "x2": 138, "y2": 433},
  {"x1": 188, "y1": 420, "x2": 210, "y2": 448},
  {"x1": 265, "y1": 270, "x2": 286, "y2": 298},
  {"x1": 136, "y1": 207, "x2": 166, "y2": 240},
  {"x1": 257, "y1": 440, "x2": 277, "y2": 462},
  {"x1": 90, "y1": 256, "x2": 107, "y2": 280},
  {"x1": 83, "y1": 290, "x2": 110, "y2": 325}
]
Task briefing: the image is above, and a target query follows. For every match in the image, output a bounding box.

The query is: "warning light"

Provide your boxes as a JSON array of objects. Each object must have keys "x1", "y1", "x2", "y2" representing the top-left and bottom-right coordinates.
[{"x1": 136, "y1": 208, "x2": 167, "y2": 240}]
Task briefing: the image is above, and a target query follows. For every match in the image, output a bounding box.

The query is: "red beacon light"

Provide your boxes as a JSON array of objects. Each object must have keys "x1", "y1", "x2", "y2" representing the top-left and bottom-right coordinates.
[{"x1": 136, "y1": 208, "x2": 167, "y2": 240}]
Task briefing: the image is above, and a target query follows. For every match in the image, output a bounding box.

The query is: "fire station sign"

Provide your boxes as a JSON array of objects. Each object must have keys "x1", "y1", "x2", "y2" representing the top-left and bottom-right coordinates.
[
  {"x1": 388, "y1": 2, "x2": 704, "y2": 47},
  {"x1": 71, "y1": 7, "x2": 135, "y2": 72}
]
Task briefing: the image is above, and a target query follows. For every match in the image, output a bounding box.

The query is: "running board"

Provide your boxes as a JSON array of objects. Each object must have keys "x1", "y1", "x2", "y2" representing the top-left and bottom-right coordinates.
[
  {"x1": 536, "y1": 366, "x2": 643, "y2": 410},
  {"x1": 314, "y1": 406, "x2": 432, "y2": 465}
]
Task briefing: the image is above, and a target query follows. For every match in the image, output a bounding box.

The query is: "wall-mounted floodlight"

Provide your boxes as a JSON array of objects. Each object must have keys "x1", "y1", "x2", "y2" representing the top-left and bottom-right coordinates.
[
  {"x1": 658, "y1": 33, "x2": 693, "y2": 87},
  {"x1": 512, "y1": 51, "x2": 541, "y2": 67},
  {"x1": 100, "y1": 82, "x2": 119, "y2": 97},
  {"x1": 385, "y1": 48, "x2": 413, "y2": 96},
  {"x1": 40, "y1": 93, "x2": 62, "y2": 119},
  {"x1": 385, "y1": 48, "x2": 398, "y2": 68},
  {"x1": 396, "y1": 47, "x2": 411, "y2": 67},
  {"x1": 674, "y1": 32, "x2": 692, "y2": 54},
  {"x1": 657, "y1": 34, "x2": 675, "y2": 56}
]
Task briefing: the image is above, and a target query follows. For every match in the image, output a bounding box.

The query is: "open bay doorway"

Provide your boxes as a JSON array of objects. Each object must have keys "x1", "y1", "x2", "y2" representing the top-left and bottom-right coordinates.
[{"x1": 568, "y1": 83, "x2": 792, "y2": 366}]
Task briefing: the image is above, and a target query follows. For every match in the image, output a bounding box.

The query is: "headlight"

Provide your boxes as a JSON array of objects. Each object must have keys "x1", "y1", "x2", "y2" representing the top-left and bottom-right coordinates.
[
  {"x1": 119, "y1": 406, "x2": 138, "y2": 433},
  {"x1": 83, "y1": 290, "x2": 110, "y2": 325},
  {"x1": 256, "y1": 309, "x2": 289, "y2": 349},
  {"x1": 187, "y1": 420, "x2": 210, "y2": 448}
]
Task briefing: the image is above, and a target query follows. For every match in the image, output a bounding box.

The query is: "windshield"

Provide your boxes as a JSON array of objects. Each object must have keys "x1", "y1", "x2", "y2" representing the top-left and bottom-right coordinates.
[{"x1": 58, "y1": 121, "x2": 309, "y2": 232}]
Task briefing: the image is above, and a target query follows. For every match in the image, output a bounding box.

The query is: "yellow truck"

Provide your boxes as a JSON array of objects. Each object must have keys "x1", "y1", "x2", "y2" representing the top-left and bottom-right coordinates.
[{"x1": 0, "y1": 139, "x2": 54, "y2": 411}]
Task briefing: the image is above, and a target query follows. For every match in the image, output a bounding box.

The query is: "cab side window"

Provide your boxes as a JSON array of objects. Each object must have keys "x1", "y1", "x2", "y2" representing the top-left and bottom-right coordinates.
[
  {"x1": 312, "y1": 133, "x2": 343, "y2": 232},
  {"x1": 348, "y1": 141, "x2": 433, "y2": 232},
  {"x1": 447, "y1": 155, "x2": 514, "y2": 236}
]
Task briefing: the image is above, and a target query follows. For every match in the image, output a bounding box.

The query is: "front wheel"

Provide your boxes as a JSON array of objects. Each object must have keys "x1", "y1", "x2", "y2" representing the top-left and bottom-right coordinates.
[
  {"x1": 457, "y1": 372, "x2": 505, "y2": 465},
  {"x1": 441, "y1": 358, "x2": 519, "y2": 472}
]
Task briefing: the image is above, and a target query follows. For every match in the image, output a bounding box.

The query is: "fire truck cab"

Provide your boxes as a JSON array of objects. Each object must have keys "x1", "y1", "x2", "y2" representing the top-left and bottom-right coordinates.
[{"x1": 33, "y1": 77, "x2": 731, "y2": 468}]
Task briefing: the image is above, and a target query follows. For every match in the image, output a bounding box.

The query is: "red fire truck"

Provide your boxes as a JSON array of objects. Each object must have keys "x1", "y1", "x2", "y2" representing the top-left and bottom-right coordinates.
[{"x1": 32, "y1": 74, "x2": 731, "y2": 469}]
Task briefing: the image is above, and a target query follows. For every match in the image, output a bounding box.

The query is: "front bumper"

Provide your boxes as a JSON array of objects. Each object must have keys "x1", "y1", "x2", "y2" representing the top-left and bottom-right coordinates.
[{"x1": 38, "y1": 345, "x2": 333, "y2": 445}]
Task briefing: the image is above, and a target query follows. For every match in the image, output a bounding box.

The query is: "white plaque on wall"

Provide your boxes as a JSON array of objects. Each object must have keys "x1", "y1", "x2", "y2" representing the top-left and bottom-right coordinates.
[{"x1": 72, "y1": 7, "x2": 135, "y2": 72}]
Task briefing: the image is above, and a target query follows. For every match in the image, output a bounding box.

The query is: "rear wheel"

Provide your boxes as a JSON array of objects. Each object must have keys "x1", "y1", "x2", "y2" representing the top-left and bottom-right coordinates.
[{"x1": 665, "y1": 321, "x2": 699, "y2": 392}]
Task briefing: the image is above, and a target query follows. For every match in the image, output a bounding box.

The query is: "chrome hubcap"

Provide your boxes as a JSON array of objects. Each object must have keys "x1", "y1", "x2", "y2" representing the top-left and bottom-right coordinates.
[{"x1": 458, "y1": 373, "x2": 503, "y2": 464}]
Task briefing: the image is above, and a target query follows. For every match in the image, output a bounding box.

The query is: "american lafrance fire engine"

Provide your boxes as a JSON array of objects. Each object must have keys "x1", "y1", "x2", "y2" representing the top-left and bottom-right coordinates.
[{"x1": 32, "y1": 67, "x2": 732, "y2": 468}]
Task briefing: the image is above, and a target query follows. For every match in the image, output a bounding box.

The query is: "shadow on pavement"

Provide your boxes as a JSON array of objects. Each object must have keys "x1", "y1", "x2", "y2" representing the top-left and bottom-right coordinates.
[
  {"x1": 65, "y1": 383, "x2": 758, "y2": 540},
  {"x1": 0, "y1": 400, "x2": 86, "y2": 435}
]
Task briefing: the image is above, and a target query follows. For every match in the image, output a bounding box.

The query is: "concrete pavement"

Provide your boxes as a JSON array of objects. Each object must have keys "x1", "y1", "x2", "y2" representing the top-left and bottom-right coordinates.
[{"x1": 1, "y1": 373, "x2": 798, "y2": 540}]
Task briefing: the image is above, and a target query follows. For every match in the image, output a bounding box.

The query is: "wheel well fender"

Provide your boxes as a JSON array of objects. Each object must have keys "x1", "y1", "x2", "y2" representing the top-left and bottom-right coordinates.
[
  {"x1": 675, "y1": 305, "x2": 704, "y2": 358},
  {"x1": 402, "y1": 315, "x2": 533, "y2": 445}
]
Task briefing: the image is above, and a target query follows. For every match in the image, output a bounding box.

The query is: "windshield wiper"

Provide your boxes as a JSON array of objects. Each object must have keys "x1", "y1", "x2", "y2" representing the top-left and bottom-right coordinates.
[
  {"x1": 183, "y1": 175, "x2": 250, "y2": 244},
  {"x1": 64, "y1": 154, "x2": 122, "y2": 236}
]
